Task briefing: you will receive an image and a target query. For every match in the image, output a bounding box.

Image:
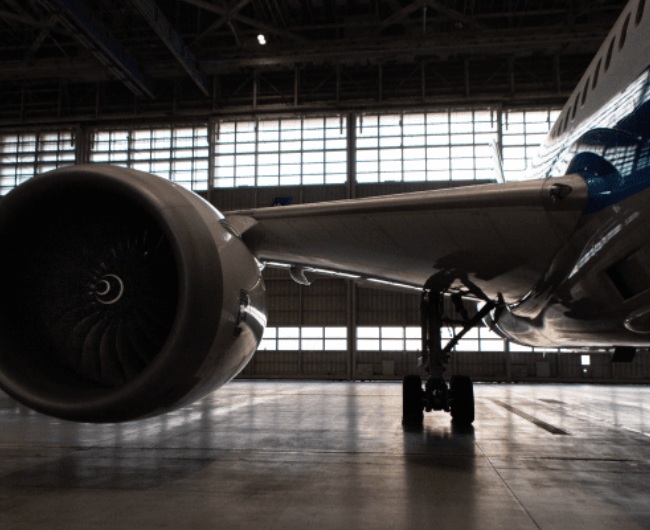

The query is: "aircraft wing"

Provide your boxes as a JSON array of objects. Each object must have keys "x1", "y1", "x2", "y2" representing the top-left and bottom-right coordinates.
[{"x1": 225, "y1": 174, "x2": 589, "y2": 303}]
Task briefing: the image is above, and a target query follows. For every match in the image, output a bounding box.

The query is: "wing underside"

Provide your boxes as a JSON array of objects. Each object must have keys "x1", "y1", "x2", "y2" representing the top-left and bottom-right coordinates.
[{"x1": 225, "y1": 174, "x2": 588, "y2": 303}]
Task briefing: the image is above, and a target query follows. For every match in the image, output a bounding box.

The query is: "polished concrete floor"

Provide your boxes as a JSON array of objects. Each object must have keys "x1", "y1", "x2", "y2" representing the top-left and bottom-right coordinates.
[{"x1": 2, "y1": 381, "x2": 650, "y2": 529}]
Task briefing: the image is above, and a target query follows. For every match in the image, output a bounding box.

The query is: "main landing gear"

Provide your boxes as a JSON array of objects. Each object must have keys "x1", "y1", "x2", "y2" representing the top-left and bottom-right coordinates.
[{"x1": 402, "y1": 273, "x2": 496, "y2": 427}]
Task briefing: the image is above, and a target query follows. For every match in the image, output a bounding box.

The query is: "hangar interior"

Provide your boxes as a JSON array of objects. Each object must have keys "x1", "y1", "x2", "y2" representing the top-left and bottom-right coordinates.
[{"x1": 1, "y1": 0, "x2": 647, "y2": 384}]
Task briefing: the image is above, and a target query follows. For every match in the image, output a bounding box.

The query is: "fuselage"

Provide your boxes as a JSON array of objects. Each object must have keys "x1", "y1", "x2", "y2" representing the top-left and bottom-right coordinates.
[{"x1": 494, "y1": 0, "x2": 650, "y2": 347}]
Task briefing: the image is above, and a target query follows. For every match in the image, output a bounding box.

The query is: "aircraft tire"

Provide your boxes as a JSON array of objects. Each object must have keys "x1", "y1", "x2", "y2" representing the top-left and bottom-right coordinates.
[
  {"x1": 450, "y1": 375, "x2": 475, "y2": 425},
  {"x1": 402, "y1": 375, "x2": 424, "y2": 426}
]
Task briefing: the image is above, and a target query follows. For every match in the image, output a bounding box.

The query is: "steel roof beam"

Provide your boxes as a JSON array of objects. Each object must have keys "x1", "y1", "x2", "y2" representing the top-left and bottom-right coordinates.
[
  {"x1": 129, "y1": 0, "x2": 210, "y2": 96},
  {"x1": 190, "y1": 0, "x2": 253, "y2": 47},
  {"x1": 377, "y1": 0, "x2": 426, "y2": 32},
  {"x1": 43, "y1": 0, "x2": 154, "y2": 98},
  {"x1": 424, "y1": 0, "x2": 487, "y2": 31},
  {"x1": 181, "y1": 0, "x2": 306, "y2": 43}
]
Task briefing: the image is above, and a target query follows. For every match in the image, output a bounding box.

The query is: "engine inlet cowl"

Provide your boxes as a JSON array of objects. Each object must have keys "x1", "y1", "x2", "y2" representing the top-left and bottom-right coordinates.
[{"x1": 0, "y1": 165, "x2": 265, "y2": 422}]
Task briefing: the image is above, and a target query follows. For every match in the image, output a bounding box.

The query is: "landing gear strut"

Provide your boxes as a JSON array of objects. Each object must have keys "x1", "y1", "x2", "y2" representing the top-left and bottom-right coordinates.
[{"x1": 402, "y1": 273, "x2": 496, "y2": 427}]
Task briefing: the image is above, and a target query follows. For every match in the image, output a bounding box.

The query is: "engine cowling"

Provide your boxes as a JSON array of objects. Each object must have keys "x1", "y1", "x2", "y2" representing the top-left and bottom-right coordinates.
[{"x1": 0, "y1": 165, "x2": 265, "y2": 422}]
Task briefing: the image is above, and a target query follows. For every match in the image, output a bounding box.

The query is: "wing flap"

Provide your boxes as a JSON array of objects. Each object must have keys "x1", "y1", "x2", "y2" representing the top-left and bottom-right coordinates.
[{"x1": 226, "y1": 175, "x2": 588, "y2": 303}]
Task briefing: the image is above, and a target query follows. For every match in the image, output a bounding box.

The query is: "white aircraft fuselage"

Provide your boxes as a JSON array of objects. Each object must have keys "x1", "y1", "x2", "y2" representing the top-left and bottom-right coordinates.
[{"x1": 494, "y1": 0, "x2": 650, "y2": 347}]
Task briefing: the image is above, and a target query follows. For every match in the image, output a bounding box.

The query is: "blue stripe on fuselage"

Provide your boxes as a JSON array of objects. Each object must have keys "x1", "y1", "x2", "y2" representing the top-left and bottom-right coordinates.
[
  {"x1": 584, "y1": 167, "x2": 650, "y2": 213},
  {"x1": 565, "y1": 103, "x2": 650, "y2": 214}
]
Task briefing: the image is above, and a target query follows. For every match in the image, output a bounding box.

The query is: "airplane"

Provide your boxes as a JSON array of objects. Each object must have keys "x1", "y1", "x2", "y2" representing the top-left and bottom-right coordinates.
[{"x1": 0, "y1": 0, "x2": 648, "y2": 427}]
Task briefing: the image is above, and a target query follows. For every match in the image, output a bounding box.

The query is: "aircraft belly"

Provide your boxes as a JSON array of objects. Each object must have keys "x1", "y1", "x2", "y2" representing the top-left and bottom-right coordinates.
[{"x1": 499, "y1": 187, "x2": 650, "y2": 347}]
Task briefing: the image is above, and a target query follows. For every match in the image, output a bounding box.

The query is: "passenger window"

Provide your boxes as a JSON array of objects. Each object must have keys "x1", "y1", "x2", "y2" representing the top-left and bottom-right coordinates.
[
  {"x1": 592, "y1": 59, "x2": 601, "y2": 89},
  {"x1": 619, "y1": 14, "x2": 631, "y2": 50},
  {"x1": 637, "y1": 0, "x2": 646, "y2": 25},
  {"x1": 605, "y1": 38, "x2": 615, "y2": 71}
]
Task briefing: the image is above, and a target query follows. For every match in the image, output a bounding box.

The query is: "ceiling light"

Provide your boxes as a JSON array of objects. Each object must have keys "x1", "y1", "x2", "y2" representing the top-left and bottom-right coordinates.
[{"x1": 257, "y1": 34, "x2": 267, "y2": 45}]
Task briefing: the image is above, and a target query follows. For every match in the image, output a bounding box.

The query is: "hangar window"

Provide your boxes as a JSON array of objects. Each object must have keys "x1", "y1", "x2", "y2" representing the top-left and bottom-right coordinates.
[
  {"x1": 356, "y1": 326, "x2": 504, "y2": 352},
  {"x1": 356, "y1": 110, "x2": 497, "y2": 183},
  {"x1": 0, "y1": 130, "x2": 75, "y2": 195},
  {"x1": 357, "y1": 327, "x2": 421, "y2": 352},
  {"x1": 508, "y1": 342, "x2": 576, "y2": 353},
  {"x1": 91, "y1": 130, "x2": 129, "y2": 164},
  {"x1": 258, "y1": 326, "x2": 608, "y2": 356},
  {"x1": 501, "y1": 109, "x2": 560, "y2": 180},
  {"x1": 91, "y1": 126, "x2": 209, "y2": 191},
  {"x1": 445, "y1": 327, "x2": 506, "y2": 352},
  {"x1": 214, "y1": 116, "x2": 347, "y2": 187},
  {"x1": 259, "y1": 327, "x2": 347, "y2": 351}
]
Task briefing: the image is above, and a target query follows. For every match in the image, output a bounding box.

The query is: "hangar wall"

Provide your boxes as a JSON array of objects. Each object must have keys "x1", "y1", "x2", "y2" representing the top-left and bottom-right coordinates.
[
  {"x1": 1, "y1": 105, "x2": 648, "y2": 383},
  {"x1": 244, "y1": 347, "x2": 650, "y2": 383}
]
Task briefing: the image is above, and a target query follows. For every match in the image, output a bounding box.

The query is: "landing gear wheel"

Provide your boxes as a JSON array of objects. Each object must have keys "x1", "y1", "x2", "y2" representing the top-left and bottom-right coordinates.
[
  {"x1": 402, "y1": 375, "x2": 424, "y2": 426},
  {"x1": 450, "y1": 375, "x2": 474, "y2": 425}
]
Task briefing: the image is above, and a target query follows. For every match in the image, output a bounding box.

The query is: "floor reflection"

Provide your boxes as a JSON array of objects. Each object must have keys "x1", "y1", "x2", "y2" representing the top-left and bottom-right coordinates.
[{"x1": 2, "y1": 382, "x2": 650, "y2": 529}]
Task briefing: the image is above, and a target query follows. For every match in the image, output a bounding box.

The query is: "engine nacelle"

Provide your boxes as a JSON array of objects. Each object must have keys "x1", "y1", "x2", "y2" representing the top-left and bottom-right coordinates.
[{"x1": 0, "y1": 165, "x2": 265, "y2": 422}]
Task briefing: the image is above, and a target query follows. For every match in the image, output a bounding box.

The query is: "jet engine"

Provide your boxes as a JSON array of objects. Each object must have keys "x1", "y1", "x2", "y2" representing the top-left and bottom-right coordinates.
[{"x1": 0, "y1": 165, "x2": 265, "y2": 422}]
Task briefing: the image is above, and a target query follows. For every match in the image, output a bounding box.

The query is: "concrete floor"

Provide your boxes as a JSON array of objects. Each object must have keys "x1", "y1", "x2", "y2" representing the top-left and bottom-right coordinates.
[{"x1": 1, "y1": 382, "x2": 650, "y2": 529}]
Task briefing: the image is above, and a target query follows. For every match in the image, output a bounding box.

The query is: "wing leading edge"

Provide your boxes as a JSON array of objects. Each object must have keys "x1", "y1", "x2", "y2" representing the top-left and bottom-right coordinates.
[{"x1": 225, "y1": 174, "x2": 589, "y2": 304}]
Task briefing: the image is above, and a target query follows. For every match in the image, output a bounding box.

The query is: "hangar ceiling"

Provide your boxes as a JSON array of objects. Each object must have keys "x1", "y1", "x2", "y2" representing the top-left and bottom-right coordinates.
[{"x1": 0, "y1": 0, "x2": 629, "y2": 125}]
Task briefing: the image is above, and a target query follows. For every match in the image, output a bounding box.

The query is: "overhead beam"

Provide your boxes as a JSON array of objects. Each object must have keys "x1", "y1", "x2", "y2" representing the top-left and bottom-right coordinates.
[
  {"x1": 199, "y1": 29, "x2": 604, "y2": 73},
  {"x1": 0, "y1": 0, "x2": 37, "y2": 27},
  {"x1": 191, "y1": 0, "x2": 253, "y2": 46},
  {"x1": 378, "y1": 0, "x2": 425, "y2": 32},
  {"x1": 129, "y1": 0, "x2": 210, "y2": 96},
  {"x1": 0, "y1": 9, "x2": 39, "y2": 26},
  {"x1": 43, "y1": 0, "x2": 155, "y2": 98},
  {"x1": 377, "y1": 0, "x2": 487, "y2": 34},
  {"x1": 0, "y1": 25, "x2": 602, "y2": 81},
  {"x1": 424, "y1": 0, "x2": 487, "y2": 31},
  {"x1": 181, "y1": 0, "x2": 307, "y2": 43}
]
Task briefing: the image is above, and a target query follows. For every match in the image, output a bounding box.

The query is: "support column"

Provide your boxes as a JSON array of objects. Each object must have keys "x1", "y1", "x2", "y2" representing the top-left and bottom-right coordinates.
[
  {"x1": 207, "y1": 118, "x2": 217, "y2": 204},
  {"x1": 347, "y1": 112, "x2": 357, "y2": 200},
  {"x1": 346, "y1": 112, "x2": 357, "y2": 380}
]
